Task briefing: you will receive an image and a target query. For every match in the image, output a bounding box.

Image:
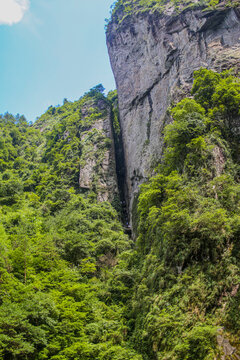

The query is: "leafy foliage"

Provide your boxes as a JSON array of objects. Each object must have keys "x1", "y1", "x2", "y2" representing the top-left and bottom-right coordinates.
[
  {"x1": 106, "y1": 0, "x2": 240, "y2": 30},
  {"x1": 0, "y1": 91, "x2": 141, "y2": 359},
  {"x1": 131, "y1": 69, "x2": 240, "y2": 359},
  {"x1": 1, "y1": 69, "x2": 240, "y2": 360}
]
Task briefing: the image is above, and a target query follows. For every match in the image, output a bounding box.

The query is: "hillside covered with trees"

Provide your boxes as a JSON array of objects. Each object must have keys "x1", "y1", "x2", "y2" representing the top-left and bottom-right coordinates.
[
  {"x1": 0, "y1": 68, "x2": 240, "y2": 359},
  {"x1": 0, "y1": 88, "x2": 140, "y2": 360}
]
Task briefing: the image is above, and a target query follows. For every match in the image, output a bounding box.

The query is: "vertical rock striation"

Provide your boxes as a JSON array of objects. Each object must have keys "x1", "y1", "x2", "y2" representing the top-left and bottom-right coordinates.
[
  {"x1": 107, "y1": 2, "x2": 240, "y2": 213},
  {"x1": 79, "y1": 99, "x2": 118, "y2": 203}
]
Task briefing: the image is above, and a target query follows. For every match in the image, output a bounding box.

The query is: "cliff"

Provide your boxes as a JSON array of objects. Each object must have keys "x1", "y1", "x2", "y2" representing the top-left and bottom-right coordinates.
[
  {"x1": 1, "y1": 2, "x2": 240, "y2": 358},
  {"x1": 107, "y1": 0, "x2": 240, "y2": 213}
]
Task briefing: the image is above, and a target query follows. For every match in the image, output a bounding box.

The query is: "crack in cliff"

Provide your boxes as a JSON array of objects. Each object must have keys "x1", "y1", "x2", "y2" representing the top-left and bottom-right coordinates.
[
  {"x1": 147, "y1": 92, "x2": 153, "y2": 141},
  {"x1": 129, "y1": 69, "x2": 170, "y2": 111},
  {"x1": 110, "y1": 103, "x2": 130, "y2": 228}
]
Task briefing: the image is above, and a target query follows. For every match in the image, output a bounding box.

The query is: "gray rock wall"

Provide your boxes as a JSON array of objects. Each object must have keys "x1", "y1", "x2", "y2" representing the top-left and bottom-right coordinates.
[
  {"x1": 107, "y1": 4, "x2": 240, "y2": 214},
  {"x1": 79, "y1": 101, "x2": 118, "y2": 203}
]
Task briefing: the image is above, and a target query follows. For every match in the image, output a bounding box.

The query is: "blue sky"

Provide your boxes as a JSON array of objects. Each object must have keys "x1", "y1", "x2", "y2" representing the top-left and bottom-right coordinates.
[{"x1": 0, "y1": 0, "x2": 115, "y2": 122}]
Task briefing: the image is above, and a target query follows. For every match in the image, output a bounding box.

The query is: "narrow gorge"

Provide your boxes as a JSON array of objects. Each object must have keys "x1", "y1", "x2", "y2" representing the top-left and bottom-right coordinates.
[{"x1": 0, "y1": 1, "x2": 240, "y2": 359}]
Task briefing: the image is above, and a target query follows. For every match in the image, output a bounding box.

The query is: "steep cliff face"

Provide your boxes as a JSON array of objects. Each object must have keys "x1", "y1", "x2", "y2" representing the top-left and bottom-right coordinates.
[{"x1": 107, "y1": 2, "x2": 240, "y2": 212}]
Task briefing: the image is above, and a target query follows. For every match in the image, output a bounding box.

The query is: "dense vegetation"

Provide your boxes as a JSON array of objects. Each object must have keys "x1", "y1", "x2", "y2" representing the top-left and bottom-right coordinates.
[
  {"x1": 129, "y1": 68, "x2": 240, "y2": 359},
  {"x1": 106, "y1": 0, "x2": 240, "y2": 29},
  {"x1": 1, "y1": 69, "x2": 240, "y2": 360},
  {"x1": 0, "y1": 89, "x2": 141, "y2": 359}
]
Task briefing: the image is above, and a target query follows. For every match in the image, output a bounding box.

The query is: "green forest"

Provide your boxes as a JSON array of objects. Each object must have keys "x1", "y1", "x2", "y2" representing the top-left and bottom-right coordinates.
[
  {"x1": 0, "y1": 67, "x2": 240, "y2": 359},
  {"x1": 0, "y1": 88, "x2": 140, "y2": 359},
  {"x1": 107, "y1": 0, "x2": 240, "y2": 29}
]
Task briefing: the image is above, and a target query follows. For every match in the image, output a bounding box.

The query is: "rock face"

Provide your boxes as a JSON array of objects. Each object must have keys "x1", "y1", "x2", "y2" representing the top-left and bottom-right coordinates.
[
  {"x1": 79, "y1": 100, "x2": 118, "y2": 203},
  {"x1": 107, "y1": 3, "x2": 240, "y2": 213},
  {"x1": 35, "y1": 95, "x2": 119, "y2": 204}
]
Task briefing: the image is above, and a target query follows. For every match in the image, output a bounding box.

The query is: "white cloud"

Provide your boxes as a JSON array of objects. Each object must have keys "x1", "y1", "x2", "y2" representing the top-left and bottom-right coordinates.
[{"x1": 0, "y1": 0, "x2": 29, "y2": 25}]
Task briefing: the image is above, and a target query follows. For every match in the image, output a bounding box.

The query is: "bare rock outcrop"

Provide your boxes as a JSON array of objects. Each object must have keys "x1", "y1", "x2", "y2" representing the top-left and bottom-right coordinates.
[
  {"x1": 79, "y1": 101, "x2": 118, "y2": 203},
  {"x1": 217, "y1": 330, "x2": 240, "y2": 359},
  {"x1": 107, "y1": 2, "x2": 240, "y2": 213}
]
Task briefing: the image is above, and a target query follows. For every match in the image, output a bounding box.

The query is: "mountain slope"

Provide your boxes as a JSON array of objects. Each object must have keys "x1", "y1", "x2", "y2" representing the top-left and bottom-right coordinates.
[
  {"x1": 0, "y1": 90, "x2": 141, "y2": 359},
  {"x1": 128, "y1": 68, "x2": 240, "y2": 359},
  {"x1": 1, "y1": 1, "x2": 240, "y2": 359}
]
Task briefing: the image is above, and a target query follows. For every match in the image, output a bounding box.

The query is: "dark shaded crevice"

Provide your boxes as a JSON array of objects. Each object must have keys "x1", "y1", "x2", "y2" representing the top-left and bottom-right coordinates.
[
  {"x1": 130, "y1": 72, "x2": 162, "y2": 110},
  {"x1": 110, "y1": 101, "x2": 130, "y2": 228},
  {"x1": 129, "y1": 68, "x2": 171, "y2": 111},
  {"x1": 147, "y1": 92, "x2": 153, "y2": 141},
  {"x1": 198, "y1": 8, "x2": 230, "y2": 32}
]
